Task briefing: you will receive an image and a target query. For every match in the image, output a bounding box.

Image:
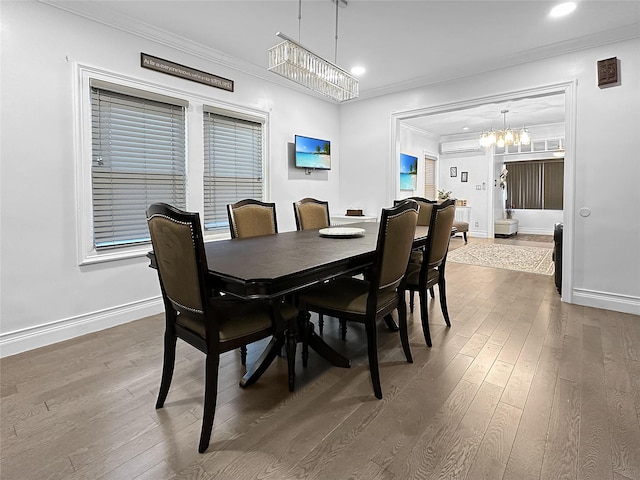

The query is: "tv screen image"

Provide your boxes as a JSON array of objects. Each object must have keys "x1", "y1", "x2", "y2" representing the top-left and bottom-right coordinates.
[
  {"x1": 295, "y1": 135, "x2": 331, "y2": 170},
  {"x1": 400, "y1": 153, "x2": 418, "y2": 191}
]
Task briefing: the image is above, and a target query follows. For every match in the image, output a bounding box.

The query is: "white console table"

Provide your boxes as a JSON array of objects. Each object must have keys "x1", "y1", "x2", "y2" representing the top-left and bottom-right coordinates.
[
  {"x1": 454, "y1": 206, "x2": 471, "y2": 224},
  {"x1": 330, "y1": 215, "x2": 377, "y2": 225}
]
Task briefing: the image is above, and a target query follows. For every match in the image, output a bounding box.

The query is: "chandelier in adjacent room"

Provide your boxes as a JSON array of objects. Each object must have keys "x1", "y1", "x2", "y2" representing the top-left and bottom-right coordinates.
[
  {"x1": 479, "y1": 109, "x2": 531, "y2": 149},
  {"x1": 268, "y1": 0, "x2": 359, "y2": 102}
]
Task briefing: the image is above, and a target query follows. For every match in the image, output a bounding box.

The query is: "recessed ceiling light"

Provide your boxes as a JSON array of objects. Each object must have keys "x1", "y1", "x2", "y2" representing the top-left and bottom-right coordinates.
[
  {"x1": 550, "y1": 2, "x2": 576, "y2": 18},
  {"x1": 462, "y1": 126, "x2": 469, "y2": 131},
  {"x1": 350, "y1": 66, "x2": 366, "y2": 76}
]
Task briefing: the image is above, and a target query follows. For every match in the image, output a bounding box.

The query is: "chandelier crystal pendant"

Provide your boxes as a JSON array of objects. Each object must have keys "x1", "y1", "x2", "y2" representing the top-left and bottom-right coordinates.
[
  {"x1": 268, "y1": 0, "x2": 359, "y2": 102},
  {"x1": 479, "y1": 109, "x2": 531, "y2": 149}
]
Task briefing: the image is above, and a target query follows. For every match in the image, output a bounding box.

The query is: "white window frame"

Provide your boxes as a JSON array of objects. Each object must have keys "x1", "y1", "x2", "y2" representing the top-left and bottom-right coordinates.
[
  {"x1": 202, "y1": 105, "x2": 266, "y2": 234},
  {"x1": 74, "y1": 64, "x2": 270, "y2": 264}
]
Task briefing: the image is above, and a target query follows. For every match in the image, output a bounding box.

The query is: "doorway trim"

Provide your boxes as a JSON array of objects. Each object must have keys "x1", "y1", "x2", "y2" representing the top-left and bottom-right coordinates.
[{"x1": 390, "y1": 80, "x2": 577, "y2": 303}]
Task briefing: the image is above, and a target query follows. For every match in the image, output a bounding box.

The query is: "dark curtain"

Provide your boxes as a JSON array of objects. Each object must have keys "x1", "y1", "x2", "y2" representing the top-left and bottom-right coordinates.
[{"x1": 506, "y1": 159, "x2": 563, "y2": 210}]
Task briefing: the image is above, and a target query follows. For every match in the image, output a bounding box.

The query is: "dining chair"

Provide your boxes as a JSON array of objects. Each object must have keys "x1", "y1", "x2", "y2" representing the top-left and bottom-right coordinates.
[
  {"x1": 292, "y1": 197, "x2": 335, "y2": 336},
  {"x1": 298, "y1": 200, "x2": 419, "y2": 399},
  {"x1": 293, "y1": 197, "x2": 331, "y2": 231},
  {"x1": 147, "y1": 203, "x2": 298, "y2": 453},
  {"x1": 404, "y1": 199, "x2": 456, "y2": 347},
  {"x1": 394, "y1": 197, "x2": 437, "y2": 311},
  {"x1": 227, "y1": 198, "x2": 278, "y2": 364},
  {"x1": 394, "y1": 196, "x2": 435, "y2": 229},
  {"x1": 227, "y1": 198, "x2": 278, "y2": 239}
]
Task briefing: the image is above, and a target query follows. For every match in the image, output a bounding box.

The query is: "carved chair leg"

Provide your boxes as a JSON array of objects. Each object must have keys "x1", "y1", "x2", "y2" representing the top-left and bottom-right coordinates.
[
  {"x1": 419, "y1": 288, "x2": 432, "y2": 347},
  {"x1": 156, "y1": 320, "x2": 177, "y2": 409},
  {"x1": 409, "y1": 291, "x2": 415, "y2": 313},
  {"x1": 397, "y1": 300, "x2": 413, "y2": 364},
  {"x1": 438, "y1": 278, "x2": 451, "y2": 327},
  {"x1": 199, "y1": 351, "x2": 220, "y2": 453},
  {"x1": 340, "y1": 319, "x2": 347, "y2": 340},
  {"x1": 318, "y1": 313, "x2": 324, "y2": 334},
  {"x1": 365, "y1": 319, "x2": 382, "y2": 399}
]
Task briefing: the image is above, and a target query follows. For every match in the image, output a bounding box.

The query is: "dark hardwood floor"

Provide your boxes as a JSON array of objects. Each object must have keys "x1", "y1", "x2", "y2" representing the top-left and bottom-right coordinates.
[{"x1": 2, "y1": 236, "x2": 639, "y2": 480}]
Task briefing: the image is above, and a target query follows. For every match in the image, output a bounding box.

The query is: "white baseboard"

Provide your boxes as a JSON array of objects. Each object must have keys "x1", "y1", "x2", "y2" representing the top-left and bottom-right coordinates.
[
  {"x1": 466, "y1": 229, "x2": 488, "y2": 239},
  {"x1": 518, "y1": 227, "x2": 554, "y2": 235},
  {"x1": 0, "y1": 297, "x2": 164, "y2": 358},
  {"x1": 571, "y1": 288, "x2": 640, "y2": 315}
]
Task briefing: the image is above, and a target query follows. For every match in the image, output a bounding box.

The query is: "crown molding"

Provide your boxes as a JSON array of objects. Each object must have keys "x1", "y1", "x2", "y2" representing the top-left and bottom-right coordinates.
[
  {"x1": 40, "y1": 2, "x2": 639, "y2": 103},
  {"x1": 357, "y1": 23, "x2": 640, "y2": 101},
  {"x1": 39, "y1": 0, "x2": 334, "y2": 102}
]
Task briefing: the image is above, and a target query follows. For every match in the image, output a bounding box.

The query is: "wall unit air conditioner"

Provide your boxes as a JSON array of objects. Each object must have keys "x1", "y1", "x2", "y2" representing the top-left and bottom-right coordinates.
[{"x1": 440, "y1": 139, "x2": 482, "y2": 154}]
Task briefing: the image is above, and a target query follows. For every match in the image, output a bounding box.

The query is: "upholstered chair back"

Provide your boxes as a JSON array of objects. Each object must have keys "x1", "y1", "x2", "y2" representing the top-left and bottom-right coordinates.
[
  {"x1": 294, "y1": 198, "x2": 330, "y2": 230},
  {"x1": 227, "y1": 200, "x2": 278, "y2": 238},
  {"x1": 427, "y1": 200, "x2": 456, "y2": 269},
  {"x1": 377, "y1": 201, "x2": 419, "y2": 292},
  {"x1": 394, "y1": 197, "x2": 434, "y2": 226},
  {"x1": 147, "y1": 203, "x2": 207, "y2": 317}
]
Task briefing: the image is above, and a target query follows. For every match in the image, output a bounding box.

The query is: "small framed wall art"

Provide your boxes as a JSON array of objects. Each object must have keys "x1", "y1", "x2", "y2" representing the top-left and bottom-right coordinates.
[
  {"x1": 597, "y1": 57, "x2": 618, "y2": 87},
  {"x1": 450, "y1": 167, "x2": 457, "y2": 177},
  {"x1": 461, "y1": 171, "x2": 468, "y2": 182}
]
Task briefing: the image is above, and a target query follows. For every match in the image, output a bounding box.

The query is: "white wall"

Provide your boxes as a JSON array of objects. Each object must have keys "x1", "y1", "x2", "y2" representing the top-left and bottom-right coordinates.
[
  {"x1": 0, "y1": 2, "x2": 341, "y2": 355},
  {"x1": 339, "y1": 38, "x2": 640, "y2": 315},
  {"x1": 438, "y1": 151, "x2": 492, "y2": 237}
]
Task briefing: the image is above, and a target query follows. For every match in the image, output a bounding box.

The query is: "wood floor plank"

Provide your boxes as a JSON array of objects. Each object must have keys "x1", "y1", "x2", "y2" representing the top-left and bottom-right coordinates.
[
  {"x1": 288, "y1": 334, "x2": 471, "y2": 480},
  {"x1": 503, "y1": 344, "x2": 561, "y2": 480},
  {"x1": 579, "y1": 325, "x2": 614, "y2": 480},
  {"x1": 607, "y1": 387, "x2": 640, "y2": 480},
  {"x1": 501, "y1": 301, "x2": 552, "y2": 409},
  {"x1": 385, "y1": 379, "x2": 481, "y2": 479},
  {"x1": 539, "y1": 377, "x2": 580, "y2": 480},
  {"x1": 484, "y1": 359, "x2": 514, "y2": 389},
  {"x1": 426, "y1": 381, "x2": 503, "y2": 480},
  {"x1": 465, "y1": 401, "x2": 523, "y2": 480},
  {"x1": 601, "y1": 313, "x2": 633, "y2": 393},
  {"x1": 461, "y1": 341, "x2": 501, "y2": 385},
  {"x1": 368, "y1": 345, "x2": 473, "y2": 471},
  {"x1": 558, "y1": 334, "x2": 581, "y2": 382},
  {"x1": 627, "y1": 358, "x2": 640, "y2": 426},
  {"x1": 611, "y1": 311, "x2": 640, "y2": 362},
  {"x1": 459, "y1": 333, "x2": 489, "y2": 357}
]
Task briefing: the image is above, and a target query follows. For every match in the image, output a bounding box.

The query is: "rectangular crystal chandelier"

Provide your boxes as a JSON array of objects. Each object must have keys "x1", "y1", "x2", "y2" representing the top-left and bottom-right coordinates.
[{"x1": 268, "y1": 33, "x2": 359, "y2": 103}]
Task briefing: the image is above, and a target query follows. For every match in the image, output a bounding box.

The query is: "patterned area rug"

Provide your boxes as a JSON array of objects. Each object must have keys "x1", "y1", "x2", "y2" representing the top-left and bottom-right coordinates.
[{"x1": 447, "y1": 243, "x2": 554, "y2": 275}]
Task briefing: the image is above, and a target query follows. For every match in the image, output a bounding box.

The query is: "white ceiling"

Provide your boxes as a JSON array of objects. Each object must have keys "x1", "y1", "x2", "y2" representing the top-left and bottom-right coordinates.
[
  {"x1": 47, "y1": 0, "x2": 639, "y2": 135},
  {"x1": 403, "y1": 93, "x2": 566, "y2": 137}
]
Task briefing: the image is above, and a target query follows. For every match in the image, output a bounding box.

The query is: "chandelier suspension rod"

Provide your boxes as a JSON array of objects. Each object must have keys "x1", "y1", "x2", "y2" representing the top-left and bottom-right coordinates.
[
  {"x1": 335, "y1": 0, "x2": 339, "y2": 63},
  {"x1": 298, "y1": 0, "x2": 302, "y2": 42},
  {"x1": 268, "y1": 0, "x2": 358, "y2": 102}
]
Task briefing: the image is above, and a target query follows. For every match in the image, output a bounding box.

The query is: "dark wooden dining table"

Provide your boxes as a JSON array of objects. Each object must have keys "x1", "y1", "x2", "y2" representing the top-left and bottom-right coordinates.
[{"x1": 149, "y1": 221, "x2": 429, "y2": 391}]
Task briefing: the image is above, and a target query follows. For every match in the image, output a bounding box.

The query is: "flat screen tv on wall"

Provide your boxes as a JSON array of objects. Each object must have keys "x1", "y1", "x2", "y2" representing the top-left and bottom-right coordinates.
[
  {"x1": 295, "y1": 135, "x2": 331, "y2": 170},
  {"x1": 400, "y1": 153, "x2": 418, "y2": 191}
]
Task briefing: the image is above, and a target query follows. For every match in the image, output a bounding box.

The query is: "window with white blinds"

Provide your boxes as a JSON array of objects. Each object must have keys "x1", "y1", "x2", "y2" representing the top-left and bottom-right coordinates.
[
  {"x1": 91, "y1": 81, "x2": 187, "y2": 249},
  {"x1": 203, "y1": 108, "x2": 264, "y2": 232},
  {"x1": 424, "y1": 156, "x2": 437, "y2": 200}
]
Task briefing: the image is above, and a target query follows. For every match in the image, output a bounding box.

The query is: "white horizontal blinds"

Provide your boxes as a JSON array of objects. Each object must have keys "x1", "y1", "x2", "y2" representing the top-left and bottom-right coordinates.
[
  {"x1": 424, "y1": 157, "x2": 436, "y2": 200},
  {"x1": 91, "y1": 80, "x2": 186, "y2": 249},
  {"x1": 203, "y1": 108, "x2": 264, "y2": 232}
]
